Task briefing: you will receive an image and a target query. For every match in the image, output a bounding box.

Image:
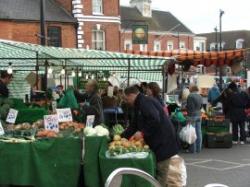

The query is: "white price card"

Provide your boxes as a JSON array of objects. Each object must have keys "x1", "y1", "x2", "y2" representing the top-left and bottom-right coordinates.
[
  {"x1": 56, "y1": 108, "x2": 73, "y2": 122},
  {"x1": 44, "y1": 115, "x2": 59, "y2": 132},
  {"x1": 6, "y1": 109, "x2": 18, "y2": 124},
  {"x1": 107, "y1": 86, "x2": 114, "y2": 97},
  {"x1": 86, "y1": 115, "x2": 95, "y2": 128},
  {"x1": 0, "y1": 121, "x2": 4, "y2": 136}
]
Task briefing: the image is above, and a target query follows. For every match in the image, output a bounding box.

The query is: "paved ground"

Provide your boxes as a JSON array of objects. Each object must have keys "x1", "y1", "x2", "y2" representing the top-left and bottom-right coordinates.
[{"x1": 181, "y1": 144, "x2": 250, "y2": 187}]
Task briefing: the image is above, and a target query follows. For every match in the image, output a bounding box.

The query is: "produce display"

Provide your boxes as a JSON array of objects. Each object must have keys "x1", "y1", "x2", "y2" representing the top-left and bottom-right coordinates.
[
  {"x1": 108, "y1": 135, "x2": 149, "y2": 156},
  {"x1": 112, "y1": 124, "x2": 124, "y2": 135},
  {"x1": 84, "y1": 125, "x2": 109, "y2": 137}
]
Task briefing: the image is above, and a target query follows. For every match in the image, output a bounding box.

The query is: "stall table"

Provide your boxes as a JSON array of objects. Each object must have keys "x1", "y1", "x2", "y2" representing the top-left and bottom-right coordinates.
[
  {"x1": 99, "y1": 139, "x2": 156, "y2": 187},
  {"x1": 0, "y1": 138, "x2": 82, "y2": 187}
]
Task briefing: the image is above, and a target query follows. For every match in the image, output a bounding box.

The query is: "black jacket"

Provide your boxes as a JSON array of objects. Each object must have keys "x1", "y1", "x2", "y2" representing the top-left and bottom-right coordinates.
[
  {"x1": 121, "y1": 93, "x2": 179, "y2": 162},
  {"x1": 0, "y1": 80, "x2": 9, "y2": 98},
  {"x1": 228, "y1": 90, "x2": 248, "y2": 122},
  {"x1": 75, "y1": 91, "x2": 104, "y2": 126}
]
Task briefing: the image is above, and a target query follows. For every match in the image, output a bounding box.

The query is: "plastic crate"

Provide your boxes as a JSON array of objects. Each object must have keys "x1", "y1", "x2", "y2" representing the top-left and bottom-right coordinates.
[
  {"x1": 206, "y1": 119, "x2": 230, "y2": 133},
  {"x1": 206, "y1": 132, "x2": 232, "y2": 148}
]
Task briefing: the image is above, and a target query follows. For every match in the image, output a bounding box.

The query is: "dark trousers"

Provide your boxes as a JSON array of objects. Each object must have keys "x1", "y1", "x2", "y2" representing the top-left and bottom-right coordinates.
[{"x1": 232, "y1": 121, "x2": 246, "y2": 141}]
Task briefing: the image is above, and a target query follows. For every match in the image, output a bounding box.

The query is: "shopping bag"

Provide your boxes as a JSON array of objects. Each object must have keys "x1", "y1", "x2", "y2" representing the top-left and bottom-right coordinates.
[
  {"x1": 179, "y1": 124, "x2": 197, "y2": 144},
  {"x1": 58, "y1": 88, "x2": 79, "y2": 109},
  {"x1": 168, "y1": 155, "x2": 187, "y2": 187}
]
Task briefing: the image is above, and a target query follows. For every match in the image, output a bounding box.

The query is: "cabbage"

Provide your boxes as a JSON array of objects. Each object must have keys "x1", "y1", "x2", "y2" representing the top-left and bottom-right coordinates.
[{"x1": 84, "y1": 126, "x2": 109, "y2": 137}]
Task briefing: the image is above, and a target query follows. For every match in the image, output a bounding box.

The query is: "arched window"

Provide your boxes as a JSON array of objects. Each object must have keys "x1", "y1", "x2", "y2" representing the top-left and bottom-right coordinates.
[{"x1": 236, "y1": 39, "x2": 244, "y2": 49}]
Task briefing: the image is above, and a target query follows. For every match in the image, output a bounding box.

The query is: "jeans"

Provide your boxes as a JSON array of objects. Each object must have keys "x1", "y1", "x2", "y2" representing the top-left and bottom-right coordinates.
[
  {"x1": 188, "y1": 116, "x2": 202, "y2": 153},
  {"x1": 232, "y1": 121, "x2": 246, "y2": 142}
]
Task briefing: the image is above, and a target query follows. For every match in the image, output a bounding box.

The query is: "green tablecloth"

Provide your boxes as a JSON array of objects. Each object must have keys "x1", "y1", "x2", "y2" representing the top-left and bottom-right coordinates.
[
  {"x1": 16, "y1": 108, "x2": 48, "y2": 123},
  {"x1": 99, "y1": 139, "x2": 156, "y2": 187},
  {"x1": 83, "y1": 136, "x2": 107, "y2": 187},
  {"x1": 0, "y1": 138, "x2": 82, "y2": 187}
]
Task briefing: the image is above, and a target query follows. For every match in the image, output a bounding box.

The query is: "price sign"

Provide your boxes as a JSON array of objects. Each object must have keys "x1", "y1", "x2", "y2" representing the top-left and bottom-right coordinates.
[
  {"x1": 107, "y1": 86, "x2": 114, "y2": 97},
  {"x1": 6, "y1": 109, "x2": 18, "y2": 124},
  {"x1": 86, "y1": 115, "x2": 95, "y2": 128},
  {"x1": 44, "y1": 115, "x2": 59, "y2": 132},
  {"x1": 56, "y1": 108, "x2": 73, "y2": 122},
  {"x1": 0, "y1": 121, "x2": 4, "y2": 136}
]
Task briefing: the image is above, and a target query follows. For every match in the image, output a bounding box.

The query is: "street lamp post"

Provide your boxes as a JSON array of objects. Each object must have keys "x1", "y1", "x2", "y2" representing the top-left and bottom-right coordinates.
[
  {"x1": 219, "y1": 9, "x2": 225, "y2": 91},
  {"x1": 214, "y1": 26, "x2": 218, "y2": 75}
]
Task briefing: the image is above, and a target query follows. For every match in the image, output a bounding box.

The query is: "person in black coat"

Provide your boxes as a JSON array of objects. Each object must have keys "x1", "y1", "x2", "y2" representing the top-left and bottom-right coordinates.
[
  {"x1": 121, "y1": 86, "x2": 179, "y2": 186},
  {"x1": 227, "y1": 82, "x2": 248, "y2": 144}
]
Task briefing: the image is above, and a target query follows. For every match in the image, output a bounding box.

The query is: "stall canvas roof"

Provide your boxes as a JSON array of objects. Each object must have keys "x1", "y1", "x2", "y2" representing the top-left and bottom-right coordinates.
[{"x1": 0, "y1": 40, "x2": 170, "y2": 81}]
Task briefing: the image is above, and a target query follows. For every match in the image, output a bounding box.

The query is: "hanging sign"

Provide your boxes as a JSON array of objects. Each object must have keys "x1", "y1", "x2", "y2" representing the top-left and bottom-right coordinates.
[
  {"x1": 6, "y1": 109, "x2": 18, "y2": 124},
  {"x1": 132, "y1": 24, "x2": 148, "y2": 44},
  {"x1": 44, "y1": 115, "x2": 59, "y2": 132},
  {"x1": 86, "y1": 115, "x2": 95, "y2": 128},
  {"x1": 56, "y1": 108, "x2": 73, "y2": 122},
  {"x1": 0, "y1": 121, "x2": 4, "y2": 136}
]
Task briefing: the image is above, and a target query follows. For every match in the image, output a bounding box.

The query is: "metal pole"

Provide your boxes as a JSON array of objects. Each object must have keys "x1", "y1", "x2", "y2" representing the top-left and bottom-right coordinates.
[
  {"x1": 219, "y1": 10, "x2": 224, "y2": 91},
  {"x1": 64, "y1": 61, "x2": 67, "y2": 90},
  {"x1": 44, "y1": 60, "x2": 48, "y2": 91},
  {"x1": 36, "y1": 52, "x2": 39, "y2": 90},
  {"x1": 214, "y1": 27, "x2": 218, "y2": 76},
  {"x1": 178, "y1": 32, "x2": 180, "y2": 49},
  {"x1": 162, "y1": 64, "x2": 167, "y2": 98},
  {"x1": 127, "y1": 59, "x2": 131, "y2": 87},
  {"x1": 76, "y1": 67, "x2": 79, "y2": 89},
  {"x1": 40, "y1": 0, "x2": 46, "y2": 46}
]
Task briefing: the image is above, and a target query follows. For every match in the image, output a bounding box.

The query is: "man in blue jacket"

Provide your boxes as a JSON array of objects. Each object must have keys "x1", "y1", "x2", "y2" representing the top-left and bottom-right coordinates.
[{"x1": 121, "y1": 86, "x2": 179, "y2": 186}]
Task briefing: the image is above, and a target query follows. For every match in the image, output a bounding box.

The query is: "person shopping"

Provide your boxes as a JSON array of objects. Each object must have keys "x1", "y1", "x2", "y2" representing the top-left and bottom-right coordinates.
[
  {"x1": 121, "y1": 86, "x2": 180, "y2": 187},
  {"x1": 186, "y1": 85, "x2": 203, "y2": 153}
]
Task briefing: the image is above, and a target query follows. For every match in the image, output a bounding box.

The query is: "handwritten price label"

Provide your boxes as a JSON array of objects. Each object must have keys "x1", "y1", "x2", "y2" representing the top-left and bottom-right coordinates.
[
  {"x1": 56, "y1": 108, "x2": 73, "y2": 122},
  {"x1": 6, "y1": 109, "x2": 18, "y2": 124},
  {"x1": 44, "y1": 115, "x2": 59, "y2": 132},
  {"x1": 86, "y1": 115, "x2": 95, "y2": 128},
  {"x1": 0, "y1": 121, "x2": 4, "y2": 136}
]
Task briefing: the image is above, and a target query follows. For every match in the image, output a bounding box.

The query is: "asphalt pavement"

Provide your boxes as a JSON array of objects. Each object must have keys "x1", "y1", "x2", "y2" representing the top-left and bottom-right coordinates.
[{"x1": 181, "y1": 144, "x2": 250, "y2": 187}]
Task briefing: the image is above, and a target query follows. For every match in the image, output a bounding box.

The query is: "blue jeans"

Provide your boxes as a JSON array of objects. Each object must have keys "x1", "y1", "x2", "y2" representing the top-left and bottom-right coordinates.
[{"x1": 188, "y1": 116, "x2": 202, "y2": 153}]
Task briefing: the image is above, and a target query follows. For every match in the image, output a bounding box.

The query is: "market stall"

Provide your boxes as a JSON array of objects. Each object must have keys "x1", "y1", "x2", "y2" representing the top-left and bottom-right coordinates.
[{"x1": 0, "y1": 40, "x2": 169, "y2": 187}]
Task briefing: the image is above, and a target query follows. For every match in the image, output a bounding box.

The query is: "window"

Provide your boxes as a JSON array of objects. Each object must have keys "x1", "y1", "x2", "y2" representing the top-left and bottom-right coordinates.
[
  {"x1": 47, "y1": 27, "x2": 61, "y2": 47},
  {"x1": 92, "y1": 30, "x2": 105, "y2": 50},
  {"x1": 200, "y1": 42, "x2": 205, "y2": 51},
  {"x1": 140, "y1": 44, "x2": 147, "y2": 51},
  {"x1": 153, "y1": 41, "x2": 161, "y2": 51},
  {"x1": 167, "y1": 41, "x2": 173, "y2": 50},
  {"x1": 236, "y1": 39, "x2": 244, "y2": 49},
  {"x1": 210, "y1": 43, "x2": 216, "y2": 51},
  {"x1": 179, "y1": 41, "x2": 185, "y2": 49},
  {"x1": 124, "y1": 40, "x2": 132, "y2": 50},
  {"x1": 92, "y1": 0, "x2": 103, "y2": 14}
]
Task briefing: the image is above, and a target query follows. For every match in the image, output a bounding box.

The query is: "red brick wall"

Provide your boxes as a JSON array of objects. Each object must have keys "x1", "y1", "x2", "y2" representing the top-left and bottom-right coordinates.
[
  {"x1": 0, "y1": 20, "x2": 76, "y2": 48},
  {"x1": 121, "y1": 32, "x2": 194, "y2": 51},
  {"x1": 54, "y1": 0, "x2": 72, "y2": 13},
  {"x1": 83, "y1": 22, "x2": 120, "y2": 51},
  {"x1": 83, "y1": 0, "x2": 119, "y2": 16}
]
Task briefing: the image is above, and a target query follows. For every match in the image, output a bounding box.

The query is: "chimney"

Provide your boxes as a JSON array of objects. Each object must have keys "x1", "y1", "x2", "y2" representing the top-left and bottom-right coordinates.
[
  {"x1": 55, "y1": 0, "x2": 72, "y2": 13},
  {"x1": 130, "y1": 0, "x2": 152, "y2": 17}
]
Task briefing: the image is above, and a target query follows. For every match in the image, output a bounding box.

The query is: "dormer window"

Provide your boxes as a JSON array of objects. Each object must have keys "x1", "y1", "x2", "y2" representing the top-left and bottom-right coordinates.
[{"x1": 130, "y1": 0, "x2": 152, "y2": 17}]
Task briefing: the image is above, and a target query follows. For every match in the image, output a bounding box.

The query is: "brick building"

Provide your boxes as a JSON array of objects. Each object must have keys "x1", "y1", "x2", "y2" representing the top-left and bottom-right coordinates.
[
  {"x1": 0, "y1": 0, "x2": 77, "y2": 48},
  {"x1": 120, "y1": 0, "x2": 194, "y2": 52},
  {"x1": 0, "y1": 0, "x2": 195, "y2": 52}
]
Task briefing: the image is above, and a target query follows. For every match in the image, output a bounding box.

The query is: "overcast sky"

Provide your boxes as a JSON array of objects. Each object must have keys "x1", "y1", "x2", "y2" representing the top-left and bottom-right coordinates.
[{"x1": 120, "y1": 0, "x2": 250, "y2": 34}]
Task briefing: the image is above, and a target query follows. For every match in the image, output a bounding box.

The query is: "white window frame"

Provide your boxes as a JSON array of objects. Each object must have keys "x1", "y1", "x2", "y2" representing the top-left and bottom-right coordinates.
[
  {"x1": 139, "y1": 44, "x2": 147, "y2": 51},
  {"x1": 236, "y1": 39, "x2": 244, "y2": 49},
  {"x1": 210, "y1": 43, "x2": 216, "y2": 51},
  {"x1": 179, "y1": 41, "x2": 186, "y2": 49},
  {"x1": 124, "y1": 40, "x2": 132, "y2": 50},
  {"x1": 92, "y1": 0, "x2": 103, "y2": 15},
  {"x1": 153, "y1": 41, "x2": 161, "y2": 51},
  {"x1": 167, "y1": 41, "x2": 174, "y2": 50},
  {"x1": 92, "y1": 30, "x2": 105, "y2": 50}
]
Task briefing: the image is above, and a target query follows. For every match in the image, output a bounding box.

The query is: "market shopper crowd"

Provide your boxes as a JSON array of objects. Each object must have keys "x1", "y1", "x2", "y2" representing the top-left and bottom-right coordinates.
[{"x1": 70, "y1": 78, "x2": 250, "y2": 187}]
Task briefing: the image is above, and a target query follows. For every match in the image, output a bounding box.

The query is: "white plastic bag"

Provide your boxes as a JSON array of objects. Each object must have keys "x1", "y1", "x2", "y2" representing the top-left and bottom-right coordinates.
[
  {"x1": 168, "y1": 155, "x2": 187, "y2": 187},
  {"x1": 179, "y1": 124, "x2": 197, "y2": 144}
]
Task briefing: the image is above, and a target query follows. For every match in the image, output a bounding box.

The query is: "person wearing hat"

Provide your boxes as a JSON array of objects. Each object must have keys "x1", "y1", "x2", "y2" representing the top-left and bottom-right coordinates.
[{"x1": 0, "y1": 71, "x2": 13, "y2": 98}]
